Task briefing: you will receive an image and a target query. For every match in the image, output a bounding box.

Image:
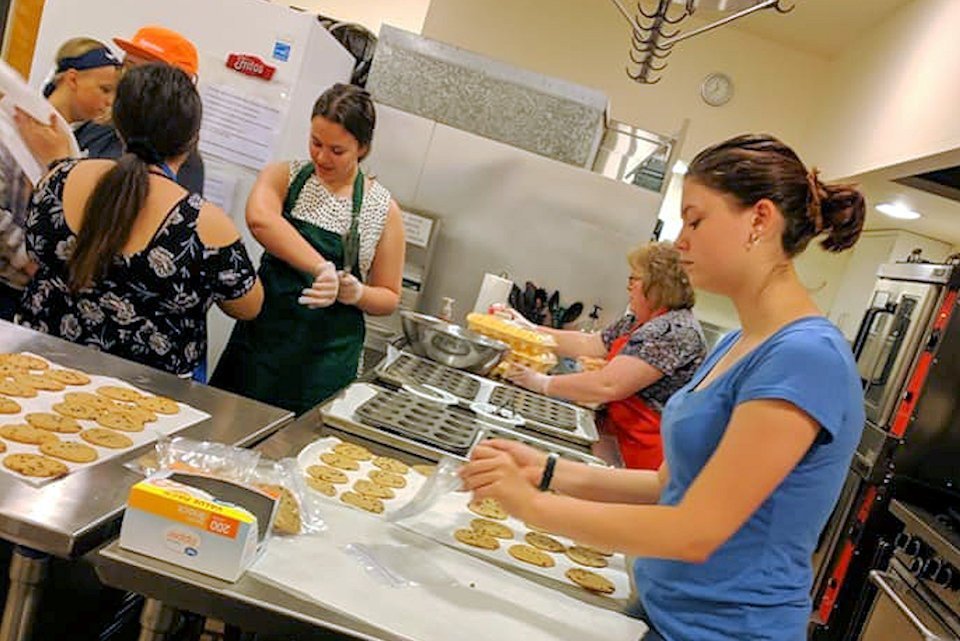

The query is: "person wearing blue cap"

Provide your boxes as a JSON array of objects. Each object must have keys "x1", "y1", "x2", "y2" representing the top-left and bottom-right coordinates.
[
  {"x1": 0, "y1": 38, "x2": 120, "y2": 320},
  {"x1": 42, "y1": 37, "x2": 121, "y2": 125}
]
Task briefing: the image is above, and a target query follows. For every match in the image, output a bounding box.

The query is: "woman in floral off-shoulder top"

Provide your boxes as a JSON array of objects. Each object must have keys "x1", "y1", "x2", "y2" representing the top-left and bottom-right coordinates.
[{"x1": 16, "y1": 64, "x2": 263, "y2": 377}]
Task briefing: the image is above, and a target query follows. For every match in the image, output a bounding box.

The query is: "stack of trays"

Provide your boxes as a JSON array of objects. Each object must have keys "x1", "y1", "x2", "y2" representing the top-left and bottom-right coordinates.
[{"x1": 466, "y1": 313, "x2": 558, "y2": 374}]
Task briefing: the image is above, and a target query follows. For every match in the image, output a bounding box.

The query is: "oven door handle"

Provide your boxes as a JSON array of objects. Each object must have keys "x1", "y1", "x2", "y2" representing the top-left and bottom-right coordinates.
[
  {"x1": 852, "y1": 303, "x2": 896, "y2": 359},
  {"x1": 868, "y1": 570, "x2": 955, "y2": 641}
]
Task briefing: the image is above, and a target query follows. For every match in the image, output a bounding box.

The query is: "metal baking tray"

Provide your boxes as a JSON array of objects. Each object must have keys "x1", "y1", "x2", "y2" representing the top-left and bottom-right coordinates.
[
  {"x1": 375, "y1": 350, "x2": 599, "y2": 447},
  {"x1": 482, "y1": 425, "x2": 608, "y2": 467},
  {"x1": 354, "y1": 388, "x2": 480, "y2": 455},
  {"x1": 377, "y1": 352, "x2": 483, "y2": 400},
  {"x1": 488, "y1": 386, "x2": 578, "y2": 432}
]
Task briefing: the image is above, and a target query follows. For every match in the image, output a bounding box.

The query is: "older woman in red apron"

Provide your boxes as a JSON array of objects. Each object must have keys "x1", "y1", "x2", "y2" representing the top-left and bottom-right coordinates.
[{"x1": 507, "y1": 242, "x2": 706, "y2": 469}]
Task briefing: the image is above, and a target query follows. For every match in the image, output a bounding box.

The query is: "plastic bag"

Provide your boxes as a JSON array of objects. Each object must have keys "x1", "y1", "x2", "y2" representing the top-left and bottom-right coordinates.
[
  {"x1": 386, "y1": 455, "x2": 464, "y2": 523},
  {"x1": 342, "y1": 543, "x2": 459, "y2": 588},
  {"x1": 155, "y1": 436, "x2": 261, "y2": 481},
  {"x1": 124, "y1": 436, "x2": 258, "y2": 478},
  {"x1": 248, "y1": 458, "x2": 325, "y2": 536}
]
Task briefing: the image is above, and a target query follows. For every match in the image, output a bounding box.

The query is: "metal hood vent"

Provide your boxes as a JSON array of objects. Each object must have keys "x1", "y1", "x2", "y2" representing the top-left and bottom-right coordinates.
[{"x1": 895, "y1": 166, "x2": 960, "y2": 203}]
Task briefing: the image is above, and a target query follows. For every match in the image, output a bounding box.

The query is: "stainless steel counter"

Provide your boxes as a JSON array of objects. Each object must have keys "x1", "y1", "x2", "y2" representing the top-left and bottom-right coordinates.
[
  {"x1": 94, "y1": 406, "x2": 630, "y2": 640},
  {"x1": 0, "y1": 320, "x2": 294, "y2": 558},
  {"x1": 95, "y1": 411, "x2": 430, "y2": 641}
]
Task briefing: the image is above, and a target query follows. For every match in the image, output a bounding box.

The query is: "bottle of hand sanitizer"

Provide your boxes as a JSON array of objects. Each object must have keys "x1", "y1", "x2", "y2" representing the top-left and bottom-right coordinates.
[
  {"x1": 439, "y1": 297, "x2": 455, "y2": 322},
  {"x1": 584, "y1": 304, "x2": 602, "y2": 332}
]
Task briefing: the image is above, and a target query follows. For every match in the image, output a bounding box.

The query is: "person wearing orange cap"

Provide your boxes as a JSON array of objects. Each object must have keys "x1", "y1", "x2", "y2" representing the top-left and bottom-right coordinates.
[
  {"x1": 73, "y1": 25, "x2": 205, "y2": 194},
  {"x1": 16, "y1": 25, "x2": 204, "y2": 194},
  {"x1": 112, "y1": 25, "x2": 199, "y2": 78}
]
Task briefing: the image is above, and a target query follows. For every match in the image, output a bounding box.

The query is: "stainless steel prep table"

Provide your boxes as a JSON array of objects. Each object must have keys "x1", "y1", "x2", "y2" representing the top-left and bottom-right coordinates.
[
  {"x1": 0, "y1": 320, "x2": 294, "y2": 641},
  {"x1": 94, "y1": 411, "x2": 430, "y2": 641},
  {"x1": 95, "y1": 406, "x2": 629, "y2": 641}
]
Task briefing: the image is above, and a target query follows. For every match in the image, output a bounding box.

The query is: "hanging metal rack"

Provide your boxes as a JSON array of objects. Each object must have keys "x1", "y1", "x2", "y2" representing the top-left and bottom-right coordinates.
[{"x1": 610, "y1": 0, "x2": 794, "y2": 84}]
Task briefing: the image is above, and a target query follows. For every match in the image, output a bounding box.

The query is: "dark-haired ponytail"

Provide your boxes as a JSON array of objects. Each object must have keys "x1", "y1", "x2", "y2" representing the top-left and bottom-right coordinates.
[
  {"x1": 66, "y1": 62, "x2": 201, "y2": 292},
  {"x1": 817, "y1": 182, "x2": 866, "y2": 253},
  {"x1": 68, "y1": 154, "x2": 149, "y2": 291},
  {"x1": 688, "y1": 134, "x2": 867, "y2": 256}
]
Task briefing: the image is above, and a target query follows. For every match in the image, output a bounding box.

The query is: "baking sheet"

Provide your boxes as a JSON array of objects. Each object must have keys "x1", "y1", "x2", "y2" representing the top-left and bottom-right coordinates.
[
  {"x1": 398, "y1": 492, "x2": 632, "y2": 599},
  {"x1": 249, "y1": 503, "x2": 646, "y2": 641},
  {"x1": 0, "y1": 353, "x2": 210, "y2": 486},
  {"x1": 296, "y1": 436, "x2": 629, "y2": 601},
  {"x1": 296, "y1": 437, "x2": 432, "y2": 517}
]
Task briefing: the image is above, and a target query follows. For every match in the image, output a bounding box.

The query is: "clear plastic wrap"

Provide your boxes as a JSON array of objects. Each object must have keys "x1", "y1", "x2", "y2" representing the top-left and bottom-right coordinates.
[
  {"x1": 248, "y1": 457, "x2": 326, "y2": 536},
  {"x1": 341, "y1": 543, "x2": 459, "y2": 588},
  {"x1": 386, "y1": 456, "x2": 464, "y2": 523},
  {"x1": 155, "y1": 436, "x2": 262, "y2": 481}
]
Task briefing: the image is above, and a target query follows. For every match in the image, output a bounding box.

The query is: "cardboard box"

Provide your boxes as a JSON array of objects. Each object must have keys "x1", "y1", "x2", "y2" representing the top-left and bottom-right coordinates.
[{"x1": 120, "y1": 472, "x2": 277, "y2": 582}]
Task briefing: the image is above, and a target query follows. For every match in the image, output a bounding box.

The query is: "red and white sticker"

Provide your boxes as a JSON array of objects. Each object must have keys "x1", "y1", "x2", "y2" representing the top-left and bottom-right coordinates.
[{"x1": 225, "y1": 54, "x2": 276, "y2": 81}]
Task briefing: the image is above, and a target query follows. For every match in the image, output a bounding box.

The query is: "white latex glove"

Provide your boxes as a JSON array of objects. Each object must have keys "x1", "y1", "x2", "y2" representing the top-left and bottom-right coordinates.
[
  {"x1": 506, "y1": 364, "x2": 551, "y2": 395},
  {"x1": 298, "y1": 260, "x2": 339, "y2": 309},
  {"x1": 336, "y1": 271, "x2": 365, "y2": 306},
  {"x1": 490, "y1": 304, "x2": 535, "y2": 329}
]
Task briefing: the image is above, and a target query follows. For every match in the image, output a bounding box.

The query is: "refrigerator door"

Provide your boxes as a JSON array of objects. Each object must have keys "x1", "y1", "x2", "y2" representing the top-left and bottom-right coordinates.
[{"x1": 31, "y1": 0, "x2": 354, "y2": 372}]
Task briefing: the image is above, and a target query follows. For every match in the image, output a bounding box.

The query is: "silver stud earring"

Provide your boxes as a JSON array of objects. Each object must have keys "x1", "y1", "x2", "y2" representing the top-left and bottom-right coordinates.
[{"x1": 746, "y1": 232, "x2": 760, "y2": 250}]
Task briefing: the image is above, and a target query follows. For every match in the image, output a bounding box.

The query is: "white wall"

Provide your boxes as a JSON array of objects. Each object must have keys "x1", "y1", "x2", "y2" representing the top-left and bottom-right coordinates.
[
  {"x1": 270, "y1": 0, "x2": 429, "y2": 35},
  {"x1": 365, "y1": 105, "x2": 664, "y2": 327},
  {"x1": 809, "y1": 0, "x2": 960, "y2": 180},
  {"x1": 422, "y1": 0, "x2": 842, "y2": 330}
]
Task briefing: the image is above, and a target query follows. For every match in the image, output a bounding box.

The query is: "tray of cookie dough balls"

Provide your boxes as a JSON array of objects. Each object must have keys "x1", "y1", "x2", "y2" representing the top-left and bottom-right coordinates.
[
  {"x1": 0, "y1": 352, "x2": 210, "y2": 486},
  {"x1": 296, "y1": 437, "x2": 437, "y2": 517},
  {"x1": 396, "y1": 493, "x2": 631, "y2": 600}
]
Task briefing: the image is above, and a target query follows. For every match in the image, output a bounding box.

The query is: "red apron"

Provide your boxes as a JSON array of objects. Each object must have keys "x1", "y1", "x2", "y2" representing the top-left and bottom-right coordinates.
[{"x1": 604, "y1": 330, "x2": 663, "y2": 470}]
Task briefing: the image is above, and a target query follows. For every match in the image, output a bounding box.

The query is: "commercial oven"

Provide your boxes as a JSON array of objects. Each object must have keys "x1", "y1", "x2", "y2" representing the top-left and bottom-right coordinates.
[
  {"x1": 812, "y1": 261, "x2": 960, "y2": 640},
  {"x1": 857, "y1": 500, "x2": 960, "y2": 641}
]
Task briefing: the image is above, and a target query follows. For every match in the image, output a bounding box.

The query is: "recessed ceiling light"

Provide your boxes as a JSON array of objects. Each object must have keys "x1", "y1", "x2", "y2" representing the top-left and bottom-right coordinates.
[{"x1": 876, "y1": 202, "x2": 921, "y2": 220}]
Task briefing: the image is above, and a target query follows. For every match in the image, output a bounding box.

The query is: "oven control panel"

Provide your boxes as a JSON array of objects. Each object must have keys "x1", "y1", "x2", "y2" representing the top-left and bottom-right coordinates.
[{"x1": 890, "y1": 502, "x2": 960, "y2": 615}]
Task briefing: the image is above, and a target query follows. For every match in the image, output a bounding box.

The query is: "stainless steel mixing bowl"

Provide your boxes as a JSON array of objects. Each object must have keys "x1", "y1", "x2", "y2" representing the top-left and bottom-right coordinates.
[{"x1": 400, "y1": 311, "x2": 509, "y2": 375}]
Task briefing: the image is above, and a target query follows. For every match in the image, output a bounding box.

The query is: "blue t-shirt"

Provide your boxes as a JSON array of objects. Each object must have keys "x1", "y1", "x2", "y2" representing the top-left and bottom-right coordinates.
[{"x1": 633, "y1": 316, "x2": 864, "y2": 641}]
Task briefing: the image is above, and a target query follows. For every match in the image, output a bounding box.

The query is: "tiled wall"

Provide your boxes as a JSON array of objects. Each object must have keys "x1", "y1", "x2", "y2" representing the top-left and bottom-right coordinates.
[{"x1": 367, "y1": 26, "x2": 607, "y2": 169}]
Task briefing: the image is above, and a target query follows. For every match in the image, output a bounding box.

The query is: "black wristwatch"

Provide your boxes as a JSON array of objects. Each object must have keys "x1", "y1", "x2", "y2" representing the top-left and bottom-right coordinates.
[{"x1": 538, "y1": 453, "x2": 559, "y2": 492}]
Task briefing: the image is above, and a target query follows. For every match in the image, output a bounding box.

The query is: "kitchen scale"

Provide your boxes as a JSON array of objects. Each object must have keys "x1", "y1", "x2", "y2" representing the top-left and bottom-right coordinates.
[{"x1": 374, "y1": 350, "x2": 598, "y2": 447}]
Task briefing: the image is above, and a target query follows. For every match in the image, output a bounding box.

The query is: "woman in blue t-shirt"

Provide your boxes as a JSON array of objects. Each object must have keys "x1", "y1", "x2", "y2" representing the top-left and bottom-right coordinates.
[{"x1": 460, "y1": 134, "x2": 867, "y2": 641}]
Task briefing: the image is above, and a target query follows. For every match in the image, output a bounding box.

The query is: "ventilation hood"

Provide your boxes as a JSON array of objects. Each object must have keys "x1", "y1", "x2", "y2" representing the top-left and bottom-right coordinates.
[{"x1": 895, "y1": 167, "x2": 960, "y2": 203}]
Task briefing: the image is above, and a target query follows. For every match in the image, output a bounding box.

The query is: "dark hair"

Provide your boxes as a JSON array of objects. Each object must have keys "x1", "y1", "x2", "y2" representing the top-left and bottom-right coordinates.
[
  {"x1": 687, "y1": 134, "x2": 866, "y2": 256},
  {"x1": 69, "y1": 63, "x2": 201, "y2": 292},
  {"x1": 311, "y1": 83, "x2": 376, "y2": 159}
]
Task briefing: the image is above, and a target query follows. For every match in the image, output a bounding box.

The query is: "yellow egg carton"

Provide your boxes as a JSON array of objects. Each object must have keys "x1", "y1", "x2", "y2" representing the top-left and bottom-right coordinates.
[
  {"x1": 506, "y1": 350, "x2": 558, "y2": 373},
  {"x1": 467, "y1": 313, "x2": 557, "y2": 356},
  {"x1": 490, "y1": 351, "x2": 558, "y2": 378}
]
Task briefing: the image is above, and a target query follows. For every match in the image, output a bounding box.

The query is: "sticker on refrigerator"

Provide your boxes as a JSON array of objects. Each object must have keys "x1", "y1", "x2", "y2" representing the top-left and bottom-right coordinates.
[
  {"x1": 225, "y1": 54, "x2": 276, "y2": 81},
  {"x1": 272, "y1": 40, "x2": 291, "y2": 62}
]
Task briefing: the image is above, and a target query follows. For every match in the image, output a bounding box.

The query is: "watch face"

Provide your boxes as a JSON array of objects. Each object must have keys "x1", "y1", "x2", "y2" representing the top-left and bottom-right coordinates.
[{"x1": 701, "y1": 73, "x2": 733, "y2": 106}]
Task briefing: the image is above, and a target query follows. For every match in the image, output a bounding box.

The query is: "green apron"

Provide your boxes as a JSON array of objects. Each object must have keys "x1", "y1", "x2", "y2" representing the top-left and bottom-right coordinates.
[{"x1": 211, "y1": 164, "x2": 365, "y2": 415}]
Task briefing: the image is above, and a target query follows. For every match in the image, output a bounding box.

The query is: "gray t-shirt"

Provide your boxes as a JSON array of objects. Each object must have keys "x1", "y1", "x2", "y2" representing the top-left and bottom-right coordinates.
[{"x1": 601, "y1": 308, "x2": 706, "y2": 411}]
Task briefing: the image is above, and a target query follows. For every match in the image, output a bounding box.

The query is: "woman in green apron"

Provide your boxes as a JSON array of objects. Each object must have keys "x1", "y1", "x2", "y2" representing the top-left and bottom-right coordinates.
[{"x1": 211, "y1": 84, "x2": 406, "y2": 414}]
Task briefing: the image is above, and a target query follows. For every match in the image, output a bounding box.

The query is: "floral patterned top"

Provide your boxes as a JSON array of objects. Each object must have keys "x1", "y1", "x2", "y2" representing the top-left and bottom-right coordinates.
[
  {"x1": 601, "y1": 308, "x2": 707, "y2": 411},
  {"x1": 17, "y1": 160, "x2": 257, "y2": 376}
]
